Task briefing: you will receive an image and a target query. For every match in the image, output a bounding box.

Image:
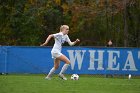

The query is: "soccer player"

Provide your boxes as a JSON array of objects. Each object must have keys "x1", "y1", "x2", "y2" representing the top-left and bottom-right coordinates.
[{"x1": 41, "y1": 25, "x2": 80, "y2": 80}]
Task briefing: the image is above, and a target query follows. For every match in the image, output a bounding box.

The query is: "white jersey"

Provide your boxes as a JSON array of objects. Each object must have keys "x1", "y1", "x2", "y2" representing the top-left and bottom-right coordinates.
[{"x1": 51, "y1": 32, "x2": 71, "y2": 53}]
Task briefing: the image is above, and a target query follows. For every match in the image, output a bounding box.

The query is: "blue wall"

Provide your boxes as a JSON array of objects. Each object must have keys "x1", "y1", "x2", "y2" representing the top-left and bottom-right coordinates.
[{"x1": 0, "y1": 46, "x2": 140, "y2": 75}]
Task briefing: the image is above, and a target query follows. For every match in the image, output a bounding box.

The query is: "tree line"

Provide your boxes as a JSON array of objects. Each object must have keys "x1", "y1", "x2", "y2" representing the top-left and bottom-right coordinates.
[{"x1": 0, "y1": 0, "x2": 140, "y2": 47}]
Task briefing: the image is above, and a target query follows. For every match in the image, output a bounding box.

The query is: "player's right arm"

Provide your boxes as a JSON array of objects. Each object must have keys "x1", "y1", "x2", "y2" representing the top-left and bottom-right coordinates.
[
  {"x1": 66, "y1": 35, "x2": 80, "y2": 46},
  {"x1": 40, "y1": 34, "x2": 54, "y2": 46}
]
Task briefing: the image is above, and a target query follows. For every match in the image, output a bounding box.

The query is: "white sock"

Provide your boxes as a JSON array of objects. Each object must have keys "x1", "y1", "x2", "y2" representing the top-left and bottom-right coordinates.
[
  {"x1": 59, "y1": 64, "x2": 69, "y2": 75},
  {"x1": 47, "y1": 67, "x2": 55, "y2": 78}
]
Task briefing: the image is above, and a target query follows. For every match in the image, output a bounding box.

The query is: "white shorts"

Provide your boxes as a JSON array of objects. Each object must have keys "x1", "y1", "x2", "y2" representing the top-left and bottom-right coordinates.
[{"x1": 51, "y1": 52, "x2": 63, "y2": 59}]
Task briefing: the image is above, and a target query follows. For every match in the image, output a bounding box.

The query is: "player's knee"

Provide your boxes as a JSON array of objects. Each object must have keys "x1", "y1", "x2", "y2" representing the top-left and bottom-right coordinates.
[{"x1": 66, "y1": 61, "x2": 70, "y2": 64}]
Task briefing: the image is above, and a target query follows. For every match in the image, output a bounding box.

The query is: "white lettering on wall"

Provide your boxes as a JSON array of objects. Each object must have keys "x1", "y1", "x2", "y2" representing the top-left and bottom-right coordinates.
[
  {"x1": 88, "y1": 50, "x2": 104, "y2": 70},
  {"x1": 107, "y1": 51, "x2": 120, "y2": 70},
  {"x1": 138, "y1": 51, "x2": 140, "y2": 59},
  {"x1": 67, "y1": 49, "x2": 139, "y2": 72},
  {"x1": 122, "y1": 51, "x2": 138, "y2": 71},
  {"x1": 67, "y1": 50, "x2": 86, "y2": 70}
]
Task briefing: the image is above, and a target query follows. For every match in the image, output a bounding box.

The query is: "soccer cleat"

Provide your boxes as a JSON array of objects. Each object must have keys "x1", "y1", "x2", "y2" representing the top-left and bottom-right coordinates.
[
  {"x1": 45, "y1": 76, "x2": 51, "y2": 80},
  {"x1": 58, "y1": 74, "x2": 67, "y2": 80}
]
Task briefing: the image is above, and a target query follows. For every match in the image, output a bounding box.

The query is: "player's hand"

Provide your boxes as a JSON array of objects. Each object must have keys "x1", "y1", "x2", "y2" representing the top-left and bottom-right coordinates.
[
  {"x1": 40, "y1": 44, "x2": 43, "y2": 46},
  {"x1": 40, "y1": 43, "x2": 46, "y2": 46},
  {"x1": 76, "y1": 39, "x2": 80, "y2": 43}
]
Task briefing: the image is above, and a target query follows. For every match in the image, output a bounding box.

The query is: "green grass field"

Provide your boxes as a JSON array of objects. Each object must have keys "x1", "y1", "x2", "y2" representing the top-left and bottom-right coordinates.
[{"x1": 0, "y1": 74, "x2": 140, "y2": 93}]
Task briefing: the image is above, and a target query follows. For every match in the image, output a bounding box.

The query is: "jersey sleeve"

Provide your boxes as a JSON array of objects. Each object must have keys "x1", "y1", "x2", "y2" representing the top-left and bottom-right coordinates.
[
  {"x1": 66, "y1": 35, "x2": 72, "y2": 43},
  {"x1": 66, "y1": 35, "x2": 75, "y2": 46},
  {"x1": 53, "y1": 33, "x2": 62, "y2": 39}
]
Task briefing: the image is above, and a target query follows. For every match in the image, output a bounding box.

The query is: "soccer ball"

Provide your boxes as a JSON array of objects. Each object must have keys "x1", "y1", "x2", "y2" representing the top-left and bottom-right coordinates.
[{"x1": 71, "y1": 74, "x2": 79, "y2": 80}]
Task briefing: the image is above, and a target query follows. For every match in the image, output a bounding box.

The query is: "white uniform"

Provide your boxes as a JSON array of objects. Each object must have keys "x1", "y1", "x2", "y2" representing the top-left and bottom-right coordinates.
[{"x1": 51, "y1": 32, "x2": 72, "y2": 59}]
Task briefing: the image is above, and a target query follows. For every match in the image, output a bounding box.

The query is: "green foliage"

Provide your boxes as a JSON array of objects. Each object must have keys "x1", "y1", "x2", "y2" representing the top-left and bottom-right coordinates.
[{"x1": 0, "y1": 0, "x2": 139, "y2": 47}]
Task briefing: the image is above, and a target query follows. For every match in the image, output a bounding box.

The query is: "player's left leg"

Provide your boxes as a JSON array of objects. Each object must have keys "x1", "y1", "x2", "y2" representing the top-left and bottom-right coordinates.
[
  {"x1": 57, "y1": 54, "x2": 70, "y2": 80},
  {"x1": 45, "y1": 59, "x2": 60, "y2": 80}
]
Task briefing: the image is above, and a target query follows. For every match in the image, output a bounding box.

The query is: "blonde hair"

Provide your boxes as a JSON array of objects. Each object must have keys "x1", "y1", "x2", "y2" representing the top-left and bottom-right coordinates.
[{"x1": 60, "y1": 25, "x2": 69, "y2": 32}]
